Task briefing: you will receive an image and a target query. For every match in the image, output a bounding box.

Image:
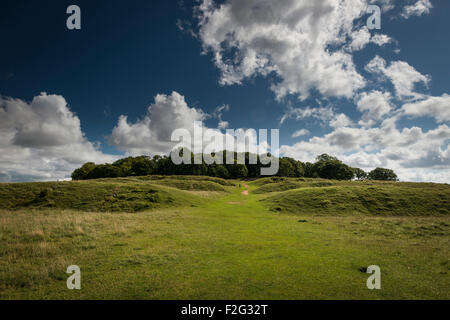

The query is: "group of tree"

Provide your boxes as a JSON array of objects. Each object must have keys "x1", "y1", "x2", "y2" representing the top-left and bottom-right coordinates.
[{"x1": 71, "y1": 151, "x2": 398, "y2": 182}]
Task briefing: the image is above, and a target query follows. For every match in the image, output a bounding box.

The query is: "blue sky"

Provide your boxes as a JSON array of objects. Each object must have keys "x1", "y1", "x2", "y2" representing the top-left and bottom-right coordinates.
[{"x1": 0, "y1": 0, "x2": 449, "y2": 182}]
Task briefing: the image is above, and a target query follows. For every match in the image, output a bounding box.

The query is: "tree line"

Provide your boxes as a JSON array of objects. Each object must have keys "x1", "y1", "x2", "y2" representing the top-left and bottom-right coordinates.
[{"x1": 71, "y1": 152, "x2": 398, "y2": 181}]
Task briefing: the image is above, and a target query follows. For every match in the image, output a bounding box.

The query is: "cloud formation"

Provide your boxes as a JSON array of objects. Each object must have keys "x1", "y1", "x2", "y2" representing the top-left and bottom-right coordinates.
[
  {"x1": 196, "y1": 0, "x2": 376, "y2": 100},
  {"x1": 291, "y1": 129, "x2": 310, "y2": 138},
  {"x1": 0, "y1": 93, "x2": 116, "y2": 182},
  {"x1": 110, "y1": 91, "x2": 206, "y2": 155},
  {"x1": 402, "y1": 94, "x2": 450, "y2": 123},
  {"x1": 365, "y1": 56, "x2": 430, "y2": 100},
  {"x1": 281, "y1": 119, "x2": 450, "y2": 183},
  {"x1": 401, "y1": 0, "x2": 433, "y2": 19},
  {"x1": 356, "y1": 90, "x2": 393, "y2": 127}
]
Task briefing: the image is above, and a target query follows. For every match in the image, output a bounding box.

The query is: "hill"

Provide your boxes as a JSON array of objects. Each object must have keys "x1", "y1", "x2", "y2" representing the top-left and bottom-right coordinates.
[
  {"x1": 0, "y1": 176, "x2": 234, "y2": 212},
  {"x1": 0, "y1": 175, "x2": 449, "y2": 299}
]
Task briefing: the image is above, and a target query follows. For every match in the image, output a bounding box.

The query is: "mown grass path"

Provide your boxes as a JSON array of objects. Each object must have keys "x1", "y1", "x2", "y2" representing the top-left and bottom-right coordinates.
[{"x1": 0, "y1": 180, "x2": 449, "y2": 299}]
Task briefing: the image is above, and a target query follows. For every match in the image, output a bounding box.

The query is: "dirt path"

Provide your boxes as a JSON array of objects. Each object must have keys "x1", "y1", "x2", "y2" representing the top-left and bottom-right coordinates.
[{"x1": 241, "y1": 183, "x2": 249, "y2": 196}]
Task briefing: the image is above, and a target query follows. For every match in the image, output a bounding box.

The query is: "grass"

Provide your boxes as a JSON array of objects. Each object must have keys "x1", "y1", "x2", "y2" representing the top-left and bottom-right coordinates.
[
  {"x1": 0, "y1": 176, "x2": 234, "y2": 212},
  {"x1": 0, "y1": 176, "x2": 448, "y2": 299},
  {"x1": 261, "y1": 183, "x2": 450, "y2": 216}
]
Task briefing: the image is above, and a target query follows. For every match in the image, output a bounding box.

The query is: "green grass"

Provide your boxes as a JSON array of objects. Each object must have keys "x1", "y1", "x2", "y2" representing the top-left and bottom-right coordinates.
[
  {"x1": 0, "y1": 176, "x2": 234, "y2": 212},
  {"x1": 0, "y1": 176, "x2": 448, "y2": 299},
  {"x1": 261, "y1": 183, "x2": 450, "y2": 216}
]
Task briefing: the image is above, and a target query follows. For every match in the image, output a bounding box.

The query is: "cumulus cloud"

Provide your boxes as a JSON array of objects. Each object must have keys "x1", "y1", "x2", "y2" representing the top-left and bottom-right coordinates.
[
  {"x1": 356, "y1": 90, "x2": 393, "y2": 127},
  {"x1": 349, "y1": 28, "x2": 393, "y2": 52},
  {"x1": 349, "y1": 27, "x2": 372, "y2": 51},
  {"x1": 330, "y1": 113, "x2": 354, "y2": 128},
  {"x1": 401, "y1": 0, "x2": 433, "y2": 19},
  {"x1": 0, "y1": 93, "x2": 116, "y2": 182},
  {"x1": 213, "y1": 104, "x2": 230, "y2": 129},
  {"x1": 110, "y1": 91, "x2": 206, "y2": 155},
  {"x1": 280, "y1": 106, "x2": 335, "y2": 125},
  {"x1": 281, "y1": 104, "x2": 353, "y2": 130},
  {"x1": 402, "y1": 94, "x2": 450, "y2": 123},
  {"x1": 109, "y1": 91, "x2": 271, "y2": 157},
  {"x1": 370, "y1": 33, "x2": 392, "y2": 46},
  {"x1": 291, "y1": 129, "x2": 310, "y2": 138},
  {"x1": 196, "y1": 0, "x2": 371, "y2": 100},
  {"x1": 365, "y1": 56, "x2": 430, "y2": 100},
  {"x1": 281, "y1": 118, "x2": 450, "y2": 183},
  {"x1": 371, "y1": 0, "x2": 395, "y2": 12}
]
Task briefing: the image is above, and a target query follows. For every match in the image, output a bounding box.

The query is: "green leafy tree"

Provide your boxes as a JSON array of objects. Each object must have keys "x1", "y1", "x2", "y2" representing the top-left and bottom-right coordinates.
[
  {"x1": 131, "y1": 156, "x2": 155, "y2": 176},
  {"x1": 87, "y1": 164, "x2": 122, "y2": 179},
  {"x1": 303, "y1": 162, "x2": 315, "y2": 178},
  {"x1": 368, "y1": 168, "x2": 398, "y2": 181},
  {"x1": 316, "y1": 154, "x2": 338, "y2": 162},
  {"x1": 286, "y1": 158, "x2": 305, "y2": 177},
  {"x1": 277, "y1": 158, "x2": 296, "y2": 177},
  {"x1": 71, "y1": 162, "x2": 96, "y2": 180},
  {"x1": 214, "y1": 165, "x2": 230, "y2": 179},
  {"x1": 227, "y1": 163, "x2": 248, "y2": 179},
  {"x1": 353, "y1": 168, "x2": 367, "y2": 180},
  {"x1": 313, "y1": 159, "x2": 354, "y2": 180}
]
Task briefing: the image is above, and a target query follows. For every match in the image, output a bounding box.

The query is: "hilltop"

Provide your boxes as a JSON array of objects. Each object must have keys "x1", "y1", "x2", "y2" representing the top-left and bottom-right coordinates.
[{"x1": 1, "y1": 175, "x2": 448, "y2": 216}]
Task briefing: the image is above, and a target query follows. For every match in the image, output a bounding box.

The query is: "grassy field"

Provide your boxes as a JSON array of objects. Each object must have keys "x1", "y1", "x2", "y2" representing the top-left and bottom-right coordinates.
[{"x1": 0, "y1": 176, "x2": 449, "y2": 299}]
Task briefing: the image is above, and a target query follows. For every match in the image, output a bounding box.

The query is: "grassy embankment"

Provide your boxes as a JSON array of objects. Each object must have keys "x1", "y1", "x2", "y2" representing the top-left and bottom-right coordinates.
[{"x1": 0, "y1": 176, "x2": 448, "y2": 299}]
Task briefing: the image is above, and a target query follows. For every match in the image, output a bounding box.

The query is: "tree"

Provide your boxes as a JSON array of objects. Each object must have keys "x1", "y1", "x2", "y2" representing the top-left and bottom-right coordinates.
[
  {"x1": 87, "y1": 164, "x2": 122, "y2": 179},
  {"x1": 131, "y1": 156, "x2": 155, "y2": 176},
  {"x1": 71, "y1": 162, "x2": 96, "y2": 180},
  {"x1": 214, "y1": 165, "x2": 230, "y2": 179},
  {"x1": 368, "y1": 168, "x2": 398, "y2": 181},
  {"x1": 353, "y1": 168, "x2": 367, "y2": 180},
  {"x1": 227, "y1": 163, "x2": 248, "y2": 179},
  {"x1": 284, "y1": 157, "x2": 305, "y2": 177},
  {"x1": 277, "y1": 158, "x2": 296, "y2": 177},
  {"x1": 313, "y1": 159, "x2": 354, "y2": 180},
  {"x1": 316, "y1": 154, "x2": 338, "y2": 162},
  {"x1": 303, "y1": 162, "x2": 315, "y2": 178}
]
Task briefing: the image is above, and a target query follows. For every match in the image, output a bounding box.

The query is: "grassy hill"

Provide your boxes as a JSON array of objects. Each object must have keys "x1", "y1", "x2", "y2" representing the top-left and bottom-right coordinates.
[
  {"x1": 255, "y1": 177, "x2": 450, "y2": 216},
  {"x1": 0, "y1": 176, "x2": 234, "y2": 212},
  {"x1": 0, "y1": 175, "x2": 448, "y2": 299}
]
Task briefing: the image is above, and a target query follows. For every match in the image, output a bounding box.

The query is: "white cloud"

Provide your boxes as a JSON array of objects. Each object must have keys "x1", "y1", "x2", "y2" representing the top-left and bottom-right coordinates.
[
  {"x1": 402, "y1": 94, "x2": 450, "y2": 123},
  {"x1": 196, "y1": 0, "x2": 368, "y2": 100},
  {"x1": 356, "y1": 90, "x2": 393, "y2": 127},
  {"x1": 370, "y1": 33, "x2": 392, "y2": 46},
  {"x1": 401, "y1": 0, "x2": 433, "y2": 19},
  {"x1": 110, "y1": 91, "x2": 206, "y2": 155},
  {"x1": 349, "y1": 29, "x2": 393, "y2": 52},
  {"x1": 218, "y1": 121, "x2": 229, "y2": 130},
  {"x1": 365, "y1": 56, "x2": 430, "y2": 99},
  {"x1": 330, "y1": 113, "x2": 354, "y2": 128},
  {"x1": 371, "y1": 0, "x2": 395, "y2": 12},
  {"x1": 281, "y1": 104, "x2": 353, "y2": 130},
  {"x1": 109, "y1": 91, "x2": 270, "y2": 157},
  {"x1": 0, "y1": 93, "x2": 117, "y2": 182},
  {"x1": 291, "y1": 129, "x2": 310, "y2": 138},
  {"x1": 281, "y1": 118, "x2": 450, "y2": 183},
  {"x1": 213, "y1": 104, "x2": 230, "y2": 129},
  {"x1": 280, "y1": 106, "x2": 335, "y2": 125},
  {"x1": 349, "y1": 27, "x2": 372, "y2": 51}
]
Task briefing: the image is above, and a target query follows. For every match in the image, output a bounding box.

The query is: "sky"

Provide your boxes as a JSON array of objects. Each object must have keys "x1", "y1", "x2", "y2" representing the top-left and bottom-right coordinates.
[{"x1": 0, "y1": 0, "x2": 449, "y2": 183}]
